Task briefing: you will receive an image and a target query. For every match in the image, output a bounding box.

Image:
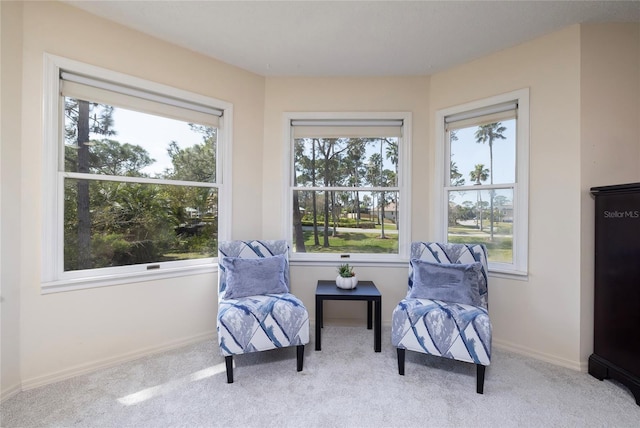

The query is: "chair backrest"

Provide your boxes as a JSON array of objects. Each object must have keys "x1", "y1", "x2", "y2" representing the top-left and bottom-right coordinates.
[
  {"x1": 217, "y1": 240, "x2": 290, "y2": 301},
  {"x1": 409, "y1": 242, "x2": 489, "y2": 308}
]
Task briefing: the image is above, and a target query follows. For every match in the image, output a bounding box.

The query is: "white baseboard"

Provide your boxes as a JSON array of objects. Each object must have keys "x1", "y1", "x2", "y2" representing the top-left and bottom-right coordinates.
[
  {"x1": 21, "y1": 331, "x2": 215, "y2": 392},
  {"x1": 493, "y1": 339, "x2": 586, "y2": 372},
  {"x1": 1, "y1": 383, "x2": 22, "y2": 403},
  {"x1": 9, "y1": 329, "x2": 589, "y2": 397},
  {"x1": 373, "y1": 321, "x2": 588, "y2": 372}
]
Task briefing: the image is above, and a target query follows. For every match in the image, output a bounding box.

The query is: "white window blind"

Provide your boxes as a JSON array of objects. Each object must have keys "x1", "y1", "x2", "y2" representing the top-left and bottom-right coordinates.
[
  {"x1": 291, "y1": 119, "x2": 403, "y2": 138},
  {"x1": 445, "y1": 101, "x2": 517, "y2": 131},
  {"x1": 60, "y1": 71, "x2": 222, "y2": 127}
]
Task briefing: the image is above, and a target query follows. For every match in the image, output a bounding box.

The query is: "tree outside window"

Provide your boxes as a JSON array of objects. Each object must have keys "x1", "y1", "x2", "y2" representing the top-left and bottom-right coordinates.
[
  {"x1": 42, "y1": 56, "x2": 231, "y2": 291},
  {"x1": 447, "y1": 116, "x2": 516, "y2": 264},
  {"x1": 292, "y1": 137, "x2": 399, "y2": 255},
  {"x1": 289, "y1": 117, "x2": 406, "y2": 257},
  {"x1": 63, "y1": 99, "x2": 219, "y2": 271}
]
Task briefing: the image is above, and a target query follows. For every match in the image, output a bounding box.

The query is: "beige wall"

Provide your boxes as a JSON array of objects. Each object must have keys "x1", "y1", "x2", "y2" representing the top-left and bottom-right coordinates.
[
  {"x1": 1, "y1": 0, "x2": 24, "y2": 401},
  {"x1": 263, "y1": 76, "x2": 430, "y2": 321},
  {"x1": 578, "y1": 23, "x2": 640, "y2": 364},
  {"x1": 2, "y1": 0, "x2": 638, "y2": 398},
  {"x1": 430, "y1": 26, "x2": 585, "y2": 367},
  {"x1": 428, "y1": 23, "x2": 640, "y2": 369},
  {"x1": 8, "y1": 1, "x2": 265, "y2": 391}
]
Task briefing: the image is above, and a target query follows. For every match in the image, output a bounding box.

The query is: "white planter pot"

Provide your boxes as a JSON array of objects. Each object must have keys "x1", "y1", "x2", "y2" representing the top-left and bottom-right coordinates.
[{"x1": 336, "y1": 275, "x2": 358, "y2": 290}]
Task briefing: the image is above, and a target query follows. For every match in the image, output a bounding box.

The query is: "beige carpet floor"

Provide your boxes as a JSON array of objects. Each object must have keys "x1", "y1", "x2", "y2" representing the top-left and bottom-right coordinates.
[{"x1": 2, "y1": 324, "x2": 639, "y2": 427}]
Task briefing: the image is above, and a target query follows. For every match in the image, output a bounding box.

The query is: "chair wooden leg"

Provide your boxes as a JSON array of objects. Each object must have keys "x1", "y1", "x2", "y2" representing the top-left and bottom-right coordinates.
[
  {"x1": 397, "y1": 348, "x2": 405, "y2": 375},
  {"x1": 476, "y1": 364, "x2": 485, "y2": 394},
  {"x1": 225, "y1": 355, "x2": 234, "y2": 383},
  {"x1": 297, "y1": 345, "x2": 305, "y2": 372}
]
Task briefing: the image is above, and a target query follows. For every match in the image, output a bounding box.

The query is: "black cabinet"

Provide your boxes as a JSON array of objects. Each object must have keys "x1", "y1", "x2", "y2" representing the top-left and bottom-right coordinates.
[{"x1": 589, "y1": 182, "x2": 640, "y2": 406}]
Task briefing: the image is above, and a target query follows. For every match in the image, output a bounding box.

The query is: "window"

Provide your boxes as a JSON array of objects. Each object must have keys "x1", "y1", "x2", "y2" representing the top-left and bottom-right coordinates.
[
  {"x1": 42, "y1": 55, "x2": 232, "y2": 291},
  {"x1": 284, "y1": 113, "x2": 411, "y2": 262},
  {"x1": 436, "y1": 89, "x2": 529, "y2": 275}
]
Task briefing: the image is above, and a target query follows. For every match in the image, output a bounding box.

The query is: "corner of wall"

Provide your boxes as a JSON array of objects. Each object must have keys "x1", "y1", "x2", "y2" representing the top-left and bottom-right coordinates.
[
  {"x1": 578, "y1": 22, "x2": 640, "y2": 365},
  {"x1": 1, "y1": 0, "x2": 24, "y2": 401}
]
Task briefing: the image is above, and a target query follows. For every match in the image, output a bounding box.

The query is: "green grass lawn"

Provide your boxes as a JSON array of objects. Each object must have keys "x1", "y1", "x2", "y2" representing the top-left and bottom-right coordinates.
[
  {"x1": 301, "y1": 231, "x2": 398, "y2": 254},
  {"x1": 161, "y1": 220, "x2": 510, "y2": 262},
  {"x1": 447, "y1": 224, "x2": 513, "y2": 263},
  {"x1": 374, "y1": 223, "x2": 397, "y2": 231}
]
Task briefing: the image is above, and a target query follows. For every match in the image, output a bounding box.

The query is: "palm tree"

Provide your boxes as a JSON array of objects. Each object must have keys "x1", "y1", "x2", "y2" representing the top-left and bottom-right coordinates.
[
  {"x1": 345, "y1": 140, "x2": 367, "y2": 226},
  {"x1": 366, "y1": 152, "x2": 383, "y2": 223},
  {"x1": 470, "y1": 164, "x2": 489, "y2": 231},
  {"x1": 475, "y1": 122, "x2": 506, "y2": 240},
  {"x1": 470, "y1": 163, "x2": 489, "y2": 186},
  {"x1": 292, "y1": 140, "x2": 307, "y2": 252},
  {"x1": 450, "y1": 160, "x2": 465, "y2": 187},
  {"x1": 384, "y1": 138, "x2": 399, "y2": 228}
]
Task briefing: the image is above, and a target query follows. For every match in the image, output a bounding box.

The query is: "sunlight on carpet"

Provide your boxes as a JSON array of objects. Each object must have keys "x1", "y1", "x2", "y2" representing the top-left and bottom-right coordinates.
[{"x1": 117, "y1": 362, "x2": 228, "y2": 405}]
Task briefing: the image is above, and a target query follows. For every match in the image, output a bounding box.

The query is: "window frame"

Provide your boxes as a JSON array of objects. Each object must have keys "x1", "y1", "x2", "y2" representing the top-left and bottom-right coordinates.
[
  {"x1": 283, "y1": 111, "x2": 412, "y2": 264},
  {"x1": 435, "y1": 89, "x2": 529, "y2": 276},
  {"x1": 41, "y1": 54, "x2": 233, "y2": 293}
]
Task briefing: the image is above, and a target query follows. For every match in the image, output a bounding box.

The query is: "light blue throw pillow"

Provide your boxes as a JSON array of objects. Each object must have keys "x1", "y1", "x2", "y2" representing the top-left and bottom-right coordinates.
[
  {"x1": 409, "y1": 259, "x2": 482, "y2": 306},
  {"x1": 222, "y1": 254, "x2": 288, "y2": 299}
]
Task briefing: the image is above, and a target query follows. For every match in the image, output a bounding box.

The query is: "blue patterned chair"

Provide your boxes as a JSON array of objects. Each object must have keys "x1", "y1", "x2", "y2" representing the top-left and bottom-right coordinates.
[
  {"x1": 391, "y1": 242, "x2": 492, "y2": 393},
  {"x1": 217, "y1": 240, "x2": 309, "y2": 383}
]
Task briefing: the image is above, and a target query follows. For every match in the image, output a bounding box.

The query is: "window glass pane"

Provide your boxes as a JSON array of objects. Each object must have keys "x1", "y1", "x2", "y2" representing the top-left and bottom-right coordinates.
[
  {"x1": 447, "y1": 188, "x2": 513, "y2": 264},
  {"x1": 64, "y1": 97, "x2": 217, "y2": 182},
  {"x1": 449, "y1": 118, "x2": 515, "y2": 186},
  {"x1": 292, "y1": 190, "x2": 399, "y2": 254},
  {"x1": 293, "y1": 137, "x2": 398, "y2": 187},
  {"x1": 64, "y1": 178, "x2": 218, "y2": 271}
]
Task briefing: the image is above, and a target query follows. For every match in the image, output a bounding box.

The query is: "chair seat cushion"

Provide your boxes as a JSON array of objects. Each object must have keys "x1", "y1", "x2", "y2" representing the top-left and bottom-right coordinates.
[
  {"x1": 391, "y1": 298, "x2": 491, "y2": 365},
  {"x1": 217, "y1": 293, "x2": 309, "y2": 356}
]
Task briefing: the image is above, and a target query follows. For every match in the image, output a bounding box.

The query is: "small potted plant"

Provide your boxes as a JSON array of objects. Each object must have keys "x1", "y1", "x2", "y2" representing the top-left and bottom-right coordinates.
[{"x1": 336, "y1": 263, "x2": 358, "y2": 290}]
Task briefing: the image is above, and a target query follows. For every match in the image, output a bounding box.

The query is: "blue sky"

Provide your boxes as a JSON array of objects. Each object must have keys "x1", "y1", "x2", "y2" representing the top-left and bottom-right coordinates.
[
  {"x1": 106, "y1": 107, "x2": 205, "y2": 177},
  {"x1": 450, "y1": 119, "x2": 516, "y2": 187},
  {"x1": 449, "y1": 119, "x2": 516, "y2": 207}
]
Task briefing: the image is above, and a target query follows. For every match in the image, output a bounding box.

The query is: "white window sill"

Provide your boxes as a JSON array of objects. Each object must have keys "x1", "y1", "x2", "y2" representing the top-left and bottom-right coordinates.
[
  {"x1": 488, "y1": 269, "x2": 529, "y2": 281},
  {"x1": 41, "y1": 263, "x2": 217, "y2": 294},
  {"x1": 290, "y1": 258, "x2": 408, "y2": 269},
  {"x1": 291, "y1": 258, "x2": 528, "y2": 280}
]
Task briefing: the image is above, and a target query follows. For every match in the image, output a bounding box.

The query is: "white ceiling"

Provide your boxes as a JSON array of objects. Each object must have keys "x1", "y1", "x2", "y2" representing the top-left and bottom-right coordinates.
[{"x1": 64, "y1": 0, "x2": 640, "y2": 77}]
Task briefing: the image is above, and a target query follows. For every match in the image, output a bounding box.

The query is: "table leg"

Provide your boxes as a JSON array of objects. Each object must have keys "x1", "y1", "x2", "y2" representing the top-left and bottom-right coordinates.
[
  {"x1": 374, "y1": 297, "x2": 381, "y2": 352},
  {"x1": 367, "y1": 300, "x2": 373, "y2": 330},
  {"x1": 315, "y1": 296, "x2": 322, "y2": 351}
]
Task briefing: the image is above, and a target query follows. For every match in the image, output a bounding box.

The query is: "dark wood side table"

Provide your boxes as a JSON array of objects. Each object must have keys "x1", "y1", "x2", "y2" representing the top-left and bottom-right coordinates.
[{"x1": 315, "y1": 280, "x2": 382, "y2": 352}]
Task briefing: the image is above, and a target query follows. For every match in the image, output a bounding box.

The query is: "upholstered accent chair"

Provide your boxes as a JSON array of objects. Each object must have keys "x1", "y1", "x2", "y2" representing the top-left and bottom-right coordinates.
[
  {"x1": 391, "y1": 242, "x2": 492, "y2": 393},
  {"x1": 217, "y1": 240, "x2": 309, "y2": 383}
]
